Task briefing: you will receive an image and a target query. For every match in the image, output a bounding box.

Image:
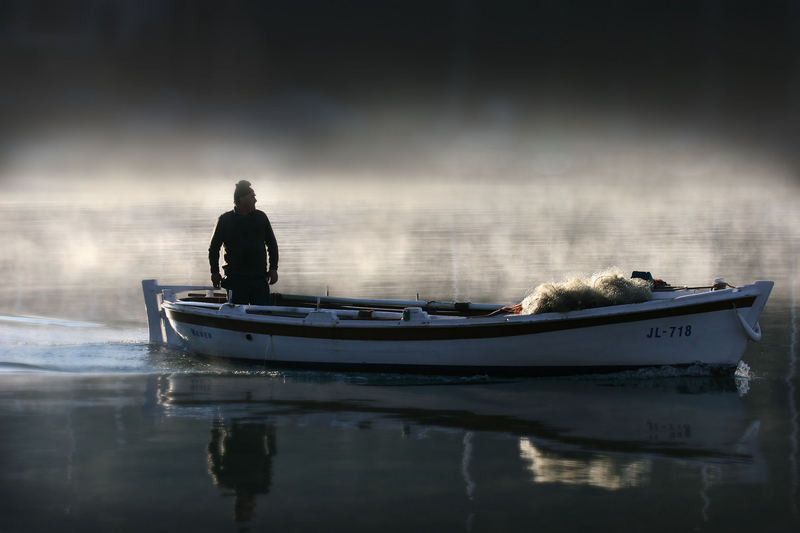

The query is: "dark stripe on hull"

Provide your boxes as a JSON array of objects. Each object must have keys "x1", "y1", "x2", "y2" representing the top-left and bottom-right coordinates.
[
  {"x1": 189, "y1": 354, "x2": 738, "y2": 377},
  {"x1": 166, "y1": 295, "x2": 755, "y2": 341}
]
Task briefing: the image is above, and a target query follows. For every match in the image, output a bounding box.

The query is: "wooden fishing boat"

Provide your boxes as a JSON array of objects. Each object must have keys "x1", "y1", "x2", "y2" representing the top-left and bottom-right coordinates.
[{"x1": 142, "y1": 277, "x2": 773, "y2": 375}]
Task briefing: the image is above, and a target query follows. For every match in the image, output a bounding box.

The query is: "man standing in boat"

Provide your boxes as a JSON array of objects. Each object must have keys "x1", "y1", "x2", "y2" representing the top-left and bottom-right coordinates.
[{"x1": 209, "y1": 180, "x2": 279, "y2": 305}]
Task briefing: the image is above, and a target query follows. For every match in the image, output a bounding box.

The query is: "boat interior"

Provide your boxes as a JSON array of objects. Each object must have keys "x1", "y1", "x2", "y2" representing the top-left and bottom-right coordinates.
[
  {"x1": 176, "y1": 292, "x2": 502, "y2": 319},
  {"x1": 173, "y1": 284, "x2": 713, "y2": 321}
]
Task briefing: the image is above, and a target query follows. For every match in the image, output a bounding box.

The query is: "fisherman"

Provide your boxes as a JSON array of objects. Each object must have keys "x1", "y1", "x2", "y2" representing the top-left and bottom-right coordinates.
[{"x1": 209, "y1": 180, "x2": 279, "y2": 305}]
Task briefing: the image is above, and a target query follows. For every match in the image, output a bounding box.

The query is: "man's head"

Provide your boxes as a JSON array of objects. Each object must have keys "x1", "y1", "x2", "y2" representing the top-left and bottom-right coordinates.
[{"x1": 234, "y1": 180, "x2": 256, "y2": 214}]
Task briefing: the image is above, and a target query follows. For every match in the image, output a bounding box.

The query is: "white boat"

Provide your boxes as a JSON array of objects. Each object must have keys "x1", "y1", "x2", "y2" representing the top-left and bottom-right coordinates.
[{"x1": 142, "y1": 277, "x2": 773, "y2": 375}]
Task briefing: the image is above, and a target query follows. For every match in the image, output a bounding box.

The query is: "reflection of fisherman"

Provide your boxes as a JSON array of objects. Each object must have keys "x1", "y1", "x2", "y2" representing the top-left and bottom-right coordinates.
[
  {"x1": 209, "y1": 180, "x2": 279, "y2": 305},
  {"x1": 207, "y1": 419, "x2": 277, "y2": 522}
]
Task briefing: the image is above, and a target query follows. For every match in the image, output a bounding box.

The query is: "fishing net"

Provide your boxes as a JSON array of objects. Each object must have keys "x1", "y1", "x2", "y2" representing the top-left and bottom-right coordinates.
[{"x1": 520, "y1": 268, "x2": 652, "y2": 315}]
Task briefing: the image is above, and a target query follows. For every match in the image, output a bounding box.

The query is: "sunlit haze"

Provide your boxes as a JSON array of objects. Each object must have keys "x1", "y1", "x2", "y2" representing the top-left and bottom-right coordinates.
[{"x1": 1, "y1": 0, "x2": 799, "y2": 324}]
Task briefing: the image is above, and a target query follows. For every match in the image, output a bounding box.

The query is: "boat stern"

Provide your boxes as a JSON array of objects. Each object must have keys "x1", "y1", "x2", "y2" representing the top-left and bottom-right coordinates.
[{"x1": 142, "y1": 279, "x2": 221, "y2": 349}]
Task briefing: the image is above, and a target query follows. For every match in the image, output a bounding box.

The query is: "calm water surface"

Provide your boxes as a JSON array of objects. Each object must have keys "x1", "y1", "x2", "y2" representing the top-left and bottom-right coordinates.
[{"x1": 0, "y1": 177, "x2": 798, "y2": 531}]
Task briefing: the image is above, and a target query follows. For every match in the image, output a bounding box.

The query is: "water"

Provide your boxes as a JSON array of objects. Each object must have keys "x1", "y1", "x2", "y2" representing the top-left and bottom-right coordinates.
[{"x1": 1, "y1": 173, "x2": 799, "y2": 531}]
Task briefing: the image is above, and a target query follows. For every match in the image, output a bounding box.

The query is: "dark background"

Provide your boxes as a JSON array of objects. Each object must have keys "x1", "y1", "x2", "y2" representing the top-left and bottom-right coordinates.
[{"x1": 2, "y1": 0, "x2": 799, "y2": 180}]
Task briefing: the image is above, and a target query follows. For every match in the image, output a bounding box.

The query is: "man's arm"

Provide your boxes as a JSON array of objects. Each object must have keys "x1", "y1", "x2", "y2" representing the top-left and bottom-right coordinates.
[
  {"x1": 264, "y1": 216, "x2": 279, "y2": 284},
  {"x1": 209, "y1": 216, "x2": 225, "y2": 288}
]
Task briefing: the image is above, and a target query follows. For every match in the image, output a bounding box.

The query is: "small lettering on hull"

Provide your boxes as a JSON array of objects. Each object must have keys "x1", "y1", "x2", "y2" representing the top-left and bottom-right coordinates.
[
  {"x1": 190, "y1": 327, "x2": 213, "y2": 339},
  {"x1": 647, "y1": 420, "x2": 692, "y2": 440},
  {"x1": 646, "y1": 325, "x2": 693, "y2": 338}
]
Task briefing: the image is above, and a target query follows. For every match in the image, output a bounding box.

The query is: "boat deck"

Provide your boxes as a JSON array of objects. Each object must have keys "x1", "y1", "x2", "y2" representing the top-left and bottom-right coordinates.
[{"x1": 175, "y1": 285, "x2": 711, "y2": 321}]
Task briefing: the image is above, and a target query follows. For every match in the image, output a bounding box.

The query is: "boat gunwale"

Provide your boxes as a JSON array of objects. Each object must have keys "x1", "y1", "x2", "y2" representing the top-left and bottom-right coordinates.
[{"x1": 162, "y1": 289, "x2": 760, "y2": 341}]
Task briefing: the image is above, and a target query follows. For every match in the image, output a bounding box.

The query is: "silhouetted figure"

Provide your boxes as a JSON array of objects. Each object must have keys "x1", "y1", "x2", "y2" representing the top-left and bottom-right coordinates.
[{"x1": 209, "y1": 180, "x2": 279, "y2": 305}]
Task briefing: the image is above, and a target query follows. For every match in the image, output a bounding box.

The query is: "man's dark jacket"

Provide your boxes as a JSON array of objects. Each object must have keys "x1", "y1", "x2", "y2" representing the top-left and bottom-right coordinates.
[{"x1": 208, "y1": 208, "x2": 278, "y2": 278}]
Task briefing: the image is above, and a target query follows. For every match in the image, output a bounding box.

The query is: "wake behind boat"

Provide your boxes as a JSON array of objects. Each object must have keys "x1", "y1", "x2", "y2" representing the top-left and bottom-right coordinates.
[{"x1": 142, "y1": 274, "x2": 773, "y2": 376}]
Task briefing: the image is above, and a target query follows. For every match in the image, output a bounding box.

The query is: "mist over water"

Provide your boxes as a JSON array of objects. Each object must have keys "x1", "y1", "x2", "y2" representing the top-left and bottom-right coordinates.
[{"x1": 1, "y1": 144, "x2": 797, "y2": 326}]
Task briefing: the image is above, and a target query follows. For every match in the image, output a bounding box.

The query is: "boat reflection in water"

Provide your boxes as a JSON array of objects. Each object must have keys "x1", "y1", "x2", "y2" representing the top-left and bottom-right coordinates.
[
  {"x1": 158, "y1": 371, "x2": 763, "y2": 522},
  {"x1": 518, "y1": 439, "x2": 653, "y2": 490}
]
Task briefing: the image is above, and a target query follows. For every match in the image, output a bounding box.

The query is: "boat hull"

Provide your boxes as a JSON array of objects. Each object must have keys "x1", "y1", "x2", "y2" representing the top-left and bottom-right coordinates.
[{"x1": 161, "y1": 281, "x2": 773, "y2": 375}]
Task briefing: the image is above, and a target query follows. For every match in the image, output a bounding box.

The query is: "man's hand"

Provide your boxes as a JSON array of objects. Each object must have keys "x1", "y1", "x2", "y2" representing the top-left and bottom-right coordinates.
[
  {"x1": 211, "y1": 272, "x2": 222, "y2": 289},
  {"x1": 268, "y1": 269, "x2": 279, "y2": 285}
]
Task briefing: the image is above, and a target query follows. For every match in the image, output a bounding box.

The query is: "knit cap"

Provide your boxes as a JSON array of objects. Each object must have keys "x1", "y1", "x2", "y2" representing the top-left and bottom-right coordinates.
[{"x1": 234, "y1": 180, "x2": 254, "y2": 204}]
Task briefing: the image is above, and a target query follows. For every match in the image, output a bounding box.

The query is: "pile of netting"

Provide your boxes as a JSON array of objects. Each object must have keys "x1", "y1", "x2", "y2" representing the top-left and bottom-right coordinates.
[{"x1": 514, "y1": 268, "x2": 653, "y2": 315}]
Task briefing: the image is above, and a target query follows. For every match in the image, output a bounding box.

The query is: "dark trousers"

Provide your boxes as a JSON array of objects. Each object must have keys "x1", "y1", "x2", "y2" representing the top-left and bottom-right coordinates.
[{"x1": 222, "y1": 275, "x2": 270, "y2": 305}]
